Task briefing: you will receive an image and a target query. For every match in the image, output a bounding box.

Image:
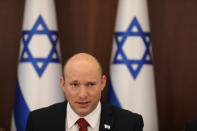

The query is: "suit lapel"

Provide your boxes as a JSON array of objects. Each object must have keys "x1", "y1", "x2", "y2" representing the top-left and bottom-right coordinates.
[
  {"x1": 99, "y1": 102, "x2": 114, "y2": 131},
  {"x1": 57, "y1": 101, "x2": 67, "y2": 131}
]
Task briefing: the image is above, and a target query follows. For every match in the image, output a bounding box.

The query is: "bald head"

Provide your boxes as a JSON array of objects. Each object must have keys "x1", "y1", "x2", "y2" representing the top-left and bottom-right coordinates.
[{"x1": 63, "y1": 53, "x2": 103, "y2": 79}]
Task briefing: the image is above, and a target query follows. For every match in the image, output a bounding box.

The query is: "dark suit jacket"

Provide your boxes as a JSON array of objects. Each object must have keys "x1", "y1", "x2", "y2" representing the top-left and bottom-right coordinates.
[
  {"x1": 26, "y1": 101, "x2": 144, "y2": 131},
  {"x1": 185, "y1": 120, "x2": 197, "y2": 131}
]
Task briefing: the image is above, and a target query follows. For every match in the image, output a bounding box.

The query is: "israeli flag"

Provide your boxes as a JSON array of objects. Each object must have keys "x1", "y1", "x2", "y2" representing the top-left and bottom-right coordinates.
[
  {"x1": 107, "y1": 0, "x2": 159, "y2": 130},
  {"x1": 11, "y1": 0, "x2": 65, "y2": 130}
]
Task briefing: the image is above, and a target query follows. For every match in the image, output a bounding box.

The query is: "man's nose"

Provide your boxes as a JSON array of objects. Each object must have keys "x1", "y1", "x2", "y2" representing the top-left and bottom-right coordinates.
[{"x1": 78, "y1": 86, "x2": 88, "y2": 100}]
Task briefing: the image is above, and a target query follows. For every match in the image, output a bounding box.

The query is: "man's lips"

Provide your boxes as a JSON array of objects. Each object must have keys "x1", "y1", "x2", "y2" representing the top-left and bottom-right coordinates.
[{"x1": 76, "y1": 101, "x2": 90, "y2": 108}]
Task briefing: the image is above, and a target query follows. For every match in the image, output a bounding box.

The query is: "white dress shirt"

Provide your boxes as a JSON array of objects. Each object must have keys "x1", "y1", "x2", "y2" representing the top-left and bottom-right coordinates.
[{"x1": 66, "y1": 102, "x2": 101, "y2": 131}]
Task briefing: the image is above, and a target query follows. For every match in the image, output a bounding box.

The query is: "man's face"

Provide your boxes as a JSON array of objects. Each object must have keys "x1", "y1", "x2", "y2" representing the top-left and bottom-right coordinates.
[{"x1": 60, "y1": 60, "x2": 106, "y2": 117}]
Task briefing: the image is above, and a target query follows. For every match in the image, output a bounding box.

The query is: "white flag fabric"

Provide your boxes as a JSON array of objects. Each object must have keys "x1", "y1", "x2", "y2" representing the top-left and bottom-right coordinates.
[
  {"x1": 107, "y1": 0, "x2": 159, "y2": 130},
  {"x1": 11, "y1": 0, "x2": 65, "y2": 130}
]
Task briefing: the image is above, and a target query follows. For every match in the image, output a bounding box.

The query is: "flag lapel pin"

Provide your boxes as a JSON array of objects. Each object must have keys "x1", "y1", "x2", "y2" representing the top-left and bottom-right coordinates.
[{"x1": 104, "y1": 124, "x2": 110, "y2": 130}]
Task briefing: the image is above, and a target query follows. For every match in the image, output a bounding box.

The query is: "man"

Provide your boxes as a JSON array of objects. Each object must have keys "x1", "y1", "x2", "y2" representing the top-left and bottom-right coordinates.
[{"x1": 26, "y1": 53, "x2": 144, "y2": 131}]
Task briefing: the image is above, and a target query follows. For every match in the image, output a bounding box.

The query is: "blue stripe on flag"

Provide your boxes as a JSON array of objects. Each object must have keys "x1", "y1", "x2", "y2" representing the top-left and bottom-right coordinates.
[
  {"x1": 14, "y1": 80, "x2": 30, "y2": 131},
  {"x1": 107, "y1": 78, "x2": 122, "y2": 108}
]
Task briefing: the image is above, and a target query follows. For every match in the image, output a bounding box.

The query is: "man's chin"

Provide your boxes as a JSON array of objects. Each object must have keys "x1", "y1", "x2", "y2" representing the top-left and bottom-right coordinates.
[
  {"x1": 75, "y1": 108, "x2": 91, "y2": 117},
  {"x1": 77, "y1": 111, "x2": 89, "y2": 117}
]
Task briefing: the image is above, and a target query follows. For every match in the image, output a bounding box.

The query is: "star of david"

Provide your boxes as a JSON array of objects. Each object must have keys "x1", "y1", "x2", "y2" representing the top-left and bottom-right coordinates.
[
  {"x1": 20, "y1": 15, "x2": 60, "y2": 77},
  {"x1": 113, "y1": 16, "x2": 152, "y2": 79}
]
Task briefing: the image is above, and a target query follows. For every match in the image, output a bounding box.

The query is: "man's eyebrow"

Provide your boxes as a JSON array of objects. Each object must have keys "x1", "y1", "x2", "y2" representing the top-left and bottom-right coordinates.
[
  {"x1": 87, "y1": 81, "x2": 96, "y2": 83},
  {"x1": 86, "y1": 80, "x2": 98, "y2": 83},
  {"x1": 70, "y1": 80, "x2": 79, "y2": 83}
]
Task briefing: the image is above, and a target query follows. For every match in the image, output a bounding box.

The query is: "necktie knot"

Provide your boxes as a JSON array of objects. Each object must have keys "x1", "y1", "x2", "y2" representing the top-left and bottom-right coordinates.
[{"x1": 77, "y1": 118, "x2": 89, "y2": 131}]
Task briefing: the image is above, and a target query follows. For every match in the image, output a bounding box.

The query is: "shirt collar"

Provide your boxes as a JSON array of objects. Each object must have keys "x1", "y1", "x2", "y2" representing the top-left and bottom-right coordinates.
[{"x1": 67, "y1": 101, "x2": 101, "y2": 129}]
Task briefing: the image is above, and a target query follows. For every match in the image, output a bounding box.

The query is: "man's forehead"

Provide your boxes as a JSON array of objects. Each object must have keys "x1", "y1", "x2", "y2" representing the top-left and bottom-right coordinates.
[
  {"x1": 65, "y1": 75, "x2": 100, "y2": 83},
  {"x1": 64, "y1": 53, "x2": 102, "y2": 75},
  {"x1": 66, "y1": 53, "x2": 98, "y2": 67},
  {"x1": 67, "y1": 79, "x2": 98, "y2": 82}
]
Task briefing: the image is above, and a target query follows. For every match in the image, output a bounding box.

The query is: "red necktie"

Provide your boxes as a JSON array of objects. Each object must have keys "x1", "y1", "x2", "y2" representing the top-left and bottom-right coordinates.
[{"x1": 77, "y1": 118, "x2": 89, "y2": 131}]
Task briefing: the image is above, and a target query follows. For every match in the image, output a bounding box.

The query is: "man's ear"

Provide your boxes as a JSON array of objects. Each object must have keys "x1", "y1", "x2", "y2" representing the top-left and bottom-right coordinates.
[
  {"x1": 60, "y1": 76, "x2": 65, "y2": 90},
  {"x1": 101, "y1": 75, "x2": 107, "y2": 91}
]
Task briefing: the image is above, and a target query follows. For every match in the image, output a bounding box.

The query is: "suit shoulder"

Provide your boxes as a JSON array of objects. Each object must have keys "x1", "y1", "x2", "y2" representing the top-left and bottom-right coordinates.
[
  {"x1": 109, "y1": 104, "x2": 142, "y2": 118},
  {"x1": 26, "y1": 101, "x2": 66, "y2": 130},
  {"x1": 30, "y1": 101, "x2": 66, "y2": 117},
  {"x1": 101, "y1": 103, "x2": 144, "y2": 130},
  {"x1": 104, "y1": 103, "x2": 143, "y2": 124}
]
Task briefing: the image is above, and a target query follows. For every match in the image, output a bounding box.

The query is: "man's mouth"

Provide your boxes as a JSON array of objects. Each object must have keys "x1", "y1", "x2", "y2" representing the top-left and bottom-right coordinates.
[{"x1": 76, "y1": 101, "x2": 89, "y2": 108}]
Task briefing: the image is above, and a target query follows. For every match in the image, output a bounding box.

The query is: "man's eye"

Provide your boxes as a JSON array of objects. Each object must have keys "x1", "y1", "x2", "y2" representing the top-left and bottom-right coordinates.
[
  {"x1": 71, "y1": 83, "x2": 78, "y2": 87},
  {"x1": 87, "y1": 82, "x2": 95, "y2": 86}
]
